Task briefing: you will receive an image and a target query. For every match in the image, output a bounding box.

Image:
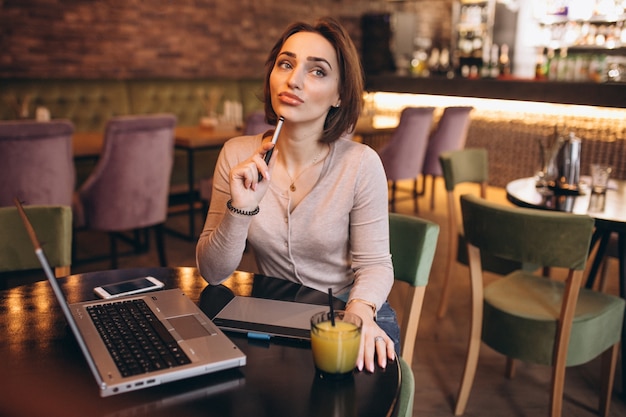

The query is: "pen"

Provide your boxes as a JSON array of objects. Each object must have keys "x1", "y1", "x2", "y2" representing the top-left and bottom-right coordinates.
[{"x1": 258, "y1": 116, "x2": 284, "y2": 182}]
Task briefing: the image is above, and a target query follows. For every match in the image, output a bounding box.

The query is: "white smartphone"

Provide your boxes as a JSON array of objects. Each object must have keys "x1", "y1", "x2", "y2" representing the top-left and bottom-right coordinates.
[{"x1": 93, "y1": 276, "x2": 165, "y2": 299}]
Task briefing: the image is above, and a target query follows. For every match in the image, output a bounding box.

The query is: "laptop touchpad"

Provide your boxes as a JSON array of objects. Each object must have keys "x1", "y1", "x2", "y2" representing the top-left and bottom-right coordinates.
[{"x1": 168, "y1": 315, "x2": 216, "y2": 339}]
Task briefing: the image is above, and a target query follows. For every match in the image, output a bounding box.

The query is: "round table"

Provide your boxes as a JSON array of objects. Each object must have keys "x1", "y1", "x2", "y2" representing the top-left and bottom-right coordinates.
[{"x1": 0, "y1": 267, "x2": 400, "y2": 417}]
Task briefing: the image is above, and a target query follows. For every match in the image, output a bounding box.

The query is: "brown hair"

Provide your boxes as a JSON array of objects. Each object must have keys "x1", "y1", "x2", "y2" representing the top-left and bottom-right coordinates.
[{"x1": 263, "y1": 17, "x2": 364, "y2": 143}]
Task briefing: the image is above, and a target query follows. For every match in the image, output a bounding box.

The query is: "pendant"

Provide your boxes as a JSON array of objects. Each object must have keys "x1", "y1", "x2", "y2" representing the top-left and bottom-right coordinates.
[{"x1": 289, "y1": 183, "x2": 296, "y2": 192}]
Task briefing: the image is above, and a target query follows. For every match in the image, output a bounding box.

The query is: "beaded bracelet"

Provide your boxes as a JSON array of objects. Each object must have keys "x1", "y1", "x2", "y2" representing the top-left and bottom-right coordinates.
[{"x1": 227, "y1": 199, "x2": 260, "y2": 216}]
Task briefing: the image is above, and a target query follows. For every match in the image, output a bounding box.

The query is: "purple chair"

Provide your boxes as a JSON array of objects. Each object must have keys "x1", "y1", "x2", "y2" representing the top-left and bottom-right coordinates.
[
  {"x1": 378, "y1": 107, "x2": 435, "y2": 212},
  {"x1": 422, "y1": 106, "x2": 473, "y2": 210},
  {"x1": 0, "y1": 120, "x2": 75, "y2": 207},
  {"x1": 73, "y1": 114, "x2": 176, "y2": 268},
  {"x1": 243, "y1": 110, "x2": 273, "y2": 136}
]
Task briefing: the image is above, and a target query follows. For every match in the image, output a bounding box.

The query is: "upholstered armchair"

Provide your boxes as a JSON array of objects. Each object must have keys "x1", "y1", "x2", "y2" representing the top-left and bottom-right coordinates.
[
  {"x1": 378, "y1": 107, "x2": 435, "y2": 212},
  {"x1": 421, "y1": 106, "x2": 473, "y2": 210},
  {"x1": 0, "y1": 120, "x2": 75, "y2": 207},
  {"x1": 73, "y1": 114, "x2": 176, "y2": 268}
]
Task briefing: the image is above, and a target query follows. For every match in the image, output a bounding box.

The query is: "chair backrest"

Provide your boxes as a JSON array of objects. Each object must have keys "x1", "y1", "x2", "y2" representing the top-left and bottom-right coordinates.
[
  {"x1": 390, "y1": 213, "x2": 439, "y2": 287},
  {"x1": 396, "y1": 356, "x2": 415, "y2": 417},
  {"x1": 0, "y1": 205, "x2": 72, "y2": 277},
  {"x1": 243, "y1": 111, "x2": 273, "y2": 135},
  {"x1": 423, "y1": 106, "x2": 473, "y2": 177},
  {"x1": 439, "y1": 148, "x2": 488, "y2": 256},
  {"x1": 378, "y1": 107, "x2": 435, "y2": 181},
  {"x1": 439, "y1": 148, "x2": 488, "y2": 192},
  {"x1": 389, "y1": 212, "x2": 439, "y2": 366},
  {"x1": 76, "y1": 114, "x2": 176, "y2": 231},
  {"x1": 0, "y1": 120, "x2": 75, "y2": 207},
  {"x1": 460, "y1": 194, "x2": 594, "y2": 269}
]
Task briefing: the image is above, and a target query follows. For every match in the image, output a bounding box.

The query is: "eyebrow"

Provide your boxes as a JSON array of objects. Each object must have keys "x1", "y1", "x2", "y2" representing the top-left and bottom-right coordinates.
[{"x1": 278, "y1": 51, "x2": 333, "y2": 70}]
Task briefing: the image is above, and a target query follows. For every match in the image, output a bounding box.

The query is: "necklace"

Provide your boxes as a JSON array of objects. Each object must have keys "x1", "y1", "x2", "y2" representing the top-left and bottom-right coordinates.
[{"x1": 284, "y1": 146, "x2": 326, "y2": 192}]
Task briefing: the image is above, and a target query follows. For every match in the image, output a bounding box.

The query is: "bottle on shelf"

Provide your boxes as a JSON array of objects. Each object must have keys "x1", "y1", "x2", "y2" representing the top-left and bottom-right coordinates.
[{"x1": 498, "y1": 43, "x2": 511, "y2": 77}]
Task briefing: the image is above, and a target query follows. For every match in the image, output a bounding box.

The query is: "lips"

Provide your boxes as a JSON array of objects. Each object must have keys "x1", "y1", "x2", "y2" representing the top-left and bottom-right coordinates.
[{"x1": 278, "y1": 92, "x2": 304, "y2": 105}]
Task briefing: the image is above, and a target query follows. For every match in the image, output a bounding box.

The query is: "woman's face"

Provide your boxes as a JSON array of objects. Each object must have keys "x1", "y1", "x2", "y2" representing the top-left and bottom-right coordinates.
[{"x1": 269, "y1": 31, "x2": 341, "y2": 128}]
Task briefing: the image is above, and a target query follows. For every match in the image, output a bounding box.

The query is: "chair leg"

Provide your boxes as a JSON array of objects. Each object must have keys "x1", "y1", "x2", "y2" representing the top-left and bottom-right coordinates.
[
  {"x1": 390, "y1": 181, "x2": 397, "y2": 212},
  {"x1": 438, "y1": 192, "x2": 458, "y2": 319},
  {"x1": 141, "y1": 228, "x2": 150, "y2": 252},
  {"x1": 71, "y1": 228, "x2": 78, "y2": 265},
  {"x1": 400, "y1": 285, "x2": 426, "y2": 368},
  {"x1": 454, "y1": 246, "x2": 484, "y2": 416},
  {"x1": 599, "y1": 343, "x2": 619, "y2": 417},
  {"x1": 598, "y1": 257, "x2": 610, "y2": 292},
  {"x1": 454, "y1": 313, "x2": 481, "y2": 416},
  {"x1": 430, "y1": 175, "x2": 436, "y2": 211},
  {"x1": 412, "y1": 178, "x2": 419, "y2": 213},
  {"x1": 505, "y1": 357, "x2": 516, "y2": 379},
  {"x1": 437, "y1": 261, "x2": 453, "y2": 319},
  {"x1": 154, "y1": 224, "x2": 167, "y2": 267},
  {"x1": 109, "y1": 233, "x2": 118, "y2": 269},
  {"x1": 133, "y1": 229, "x2": 142, "y2": 253},
  {"x1": 549, "y1": 270, "x2": 583, "y2": 417}
]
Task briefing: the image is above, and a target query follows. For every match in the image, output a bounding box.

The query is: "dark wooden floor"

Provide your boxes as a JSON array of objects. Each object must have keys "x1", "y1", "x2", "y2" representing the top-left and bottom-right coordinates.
[{"x1": 9, "y1": 179, "x2": 625, "y2": 417}]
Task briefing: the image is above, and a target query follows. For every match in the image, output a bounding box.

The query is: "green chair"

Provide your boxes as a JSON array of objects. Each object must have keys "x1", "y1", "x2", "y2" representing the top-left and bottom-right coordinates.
[
  {"x1": 389, "y1": 212, "x2": 439, "y2": 367},
  {"x1": 0, "y1": 205, "x2": 72, "y2": 278},
  {"x1": 437, "y1": 148, "x2": 520, "y2": 318},
  {"x1": 454, "y1": 194, "x2": 625, "y2": 417},
  {"x1": 396, "y1": 356, "x2": 415, "y2": 417}
]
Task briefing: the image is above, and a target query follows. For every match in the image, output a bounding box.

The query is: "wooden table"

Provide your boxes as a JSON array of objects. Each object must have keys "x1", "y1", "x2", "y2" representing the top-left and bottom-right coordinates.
[
  {"x1": 506, "y1": 176, "x2": 626, "y2": 394},
  {"x1": 171, "y1": 126, "x2": 240, "y2": 240},
  {"x1": 0, "y1": 267, "x2": 400, "y2": 417},
  {"x1": 73, "y1": 126, "x2": 238, "y2": 160}
]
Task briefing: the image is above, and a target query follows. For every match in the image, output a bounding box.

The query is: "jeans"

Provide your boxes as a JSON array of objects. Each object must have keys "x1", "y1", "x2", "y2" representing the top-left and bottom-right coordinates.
[{"x1": 377, "y1": 301, "x2": 401, "y2": 355}]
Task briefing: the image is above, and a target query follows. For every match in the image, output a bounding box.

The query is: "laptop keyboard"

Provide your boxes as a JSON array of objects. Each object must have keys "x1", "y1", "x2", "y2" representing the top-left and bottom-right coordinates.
[{"x1": 87, "y1": 299, "x2": 191, "y2": 377}]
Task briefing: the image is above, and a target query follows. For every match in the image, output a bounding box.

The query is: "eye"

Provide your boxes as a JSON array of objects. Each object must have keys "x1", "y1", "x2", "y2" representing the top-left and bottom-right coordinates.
[
  {"x1": 311, "y1": 67, "x2": 327, "y2": 78},
  {"x1": 277, "y1": 60, "x2": 293, "y2": 70}
]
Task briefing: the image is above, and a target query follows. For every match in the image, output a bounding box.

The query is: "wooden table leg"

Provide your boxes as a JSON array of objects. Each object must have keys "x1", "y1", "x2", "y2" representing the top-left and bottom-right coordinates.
[{"x1": 585, "y1": 230, "x2": 611, "y2": 290}]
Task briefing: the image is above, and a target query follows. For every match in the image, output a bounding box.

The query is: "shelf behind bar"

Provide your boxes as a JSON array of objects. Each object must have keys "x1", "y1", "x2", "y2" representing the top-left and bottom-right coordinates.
[{"x1": 365, "y1": 75, "x2": 626, "y2": 109}]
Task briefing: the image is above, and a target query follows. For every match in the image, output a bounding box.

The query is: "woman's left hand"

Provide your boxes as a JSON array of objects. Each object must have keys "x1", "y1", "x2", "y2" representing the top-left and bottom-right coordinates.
[{"x1": 347, "y1": 302, "x2": 395, "y2": 373}]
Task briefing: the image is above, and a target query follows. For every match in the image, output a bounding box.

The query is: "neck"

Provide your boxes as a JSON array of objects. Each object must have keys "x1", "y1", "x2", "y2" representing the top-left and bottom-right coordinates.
[{"x1": 277, "y1": 125, "x2": 326, "y2": 171}]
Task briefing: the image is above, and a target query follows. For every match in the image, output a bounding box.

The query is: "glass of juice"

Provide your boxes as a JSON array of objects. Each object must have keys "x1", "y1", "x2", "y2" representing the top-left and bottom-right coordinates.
[{"x1": 310, "y1": 310, "x2": 362, "y2": 378}]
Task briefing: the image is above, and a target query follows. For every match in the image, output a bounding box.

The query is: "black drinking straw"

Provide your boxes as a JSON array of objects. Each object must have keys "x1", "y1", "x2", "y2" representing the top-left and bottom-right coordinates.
[{"x1": 327, "y1": 288, "x2": 336, "y2": 326}]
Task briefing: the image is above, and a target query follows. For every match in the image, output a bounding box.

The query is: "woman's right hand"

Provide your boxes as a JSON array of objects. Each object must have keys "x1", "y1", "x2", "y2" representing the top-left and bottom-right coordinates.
[{"x1": 228, "y1": 141, "x2": 277, "y2": 210}]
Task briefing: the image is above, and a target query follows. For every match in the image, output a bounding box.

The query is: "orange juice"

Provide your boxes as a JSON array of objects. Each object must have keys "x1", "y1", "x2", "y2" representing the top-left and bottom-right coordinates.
[{"x1": 311, "y1": 314, "x2": 361, "y2": 375}]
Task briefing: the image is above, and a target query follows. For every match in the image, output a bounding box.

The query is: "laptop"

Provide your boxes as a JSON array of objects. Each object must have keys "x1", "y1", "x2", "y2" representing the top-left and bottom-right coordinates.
[
  {"x1": 14, "y1": 199, "x2": 246, "y2": 397},
  {"x1": 213, "y1": 296, "x2": 329, "y2": 341}
]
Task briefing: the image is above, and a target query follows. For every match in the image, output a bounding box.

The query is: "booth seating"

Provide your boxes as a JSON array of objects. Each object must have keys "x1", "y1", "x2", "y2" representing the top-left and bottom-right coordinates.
[
  {"x1": 0, "y1": 78, "x2": 265, "y2": 197},
  {"x1": 0, "y1": 78, "x2": 265, "y2": 132}
]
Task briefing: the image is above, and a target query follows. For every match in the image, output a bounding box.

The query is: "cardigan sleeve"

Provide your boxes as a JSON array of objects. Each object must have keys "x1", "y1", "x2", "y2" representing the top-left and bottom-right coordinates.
[
  {"x1": 195, "y1": 136, "x2": 259, "y2": 285},
  {"x1": 346, "y1": 145, "x2": 394, "y2": 311}
]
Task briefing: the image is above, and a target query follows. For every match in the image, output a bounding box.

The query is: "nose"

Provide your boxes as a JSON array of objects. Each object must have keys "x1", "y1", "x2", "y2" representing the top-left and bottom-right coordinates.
[{"x1": 287, "y1": 68, "x2": 303, "y2": 90}]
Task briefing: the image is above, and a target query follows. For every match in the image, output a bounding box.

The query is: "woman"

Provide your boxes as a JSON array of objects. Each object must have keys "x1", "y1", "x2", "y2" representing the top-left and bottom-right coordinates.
[{"x1": 196, "y1": 17, "x2": 398, "y2": 373}]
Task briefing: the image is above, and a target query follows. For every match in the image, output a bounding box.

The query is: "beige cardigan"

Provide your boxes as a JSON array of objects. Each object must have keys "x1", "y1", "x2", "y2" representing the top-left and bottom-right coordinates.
[{"x1": 196, "y1": 134, "x2": 393, "y2": 311}]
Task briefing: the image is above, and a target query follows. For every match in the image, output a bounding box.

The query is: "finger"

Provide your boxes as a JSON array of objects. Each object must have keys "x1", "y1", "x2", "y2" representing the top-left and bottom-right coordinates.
[
  {"x1": 356, "y1": 335, "x2": 365, "y2": 371},
  {"x1": 364, "y1": 335, "x2": 378, "y2": 373},
  {"x1": 257, "y1": 143, "x2": 276, "y2": 182},
  {"x1": 240, "y1": 162, "x2": 258, "y2": 190},
  {"x1": 374, "y1": 336, "x2": 389, "y2": 369}
]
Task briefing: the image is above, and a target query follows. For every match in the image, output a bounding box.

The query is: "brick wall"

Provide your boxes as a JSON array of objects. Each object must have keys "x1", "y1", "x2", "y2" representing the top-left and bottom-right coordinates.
[{"x1": 0, "y1": 0, "x2": 453, "y2": 79}]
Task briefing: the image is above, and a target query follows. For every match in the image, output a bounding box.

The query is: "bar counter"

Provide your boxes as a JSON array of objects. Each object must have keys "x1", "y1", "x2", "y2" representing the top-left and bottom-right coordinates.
[
  {"x1": 366, "y1": 75, "x2": 626, "y2": 109},
  {"x1": 362, "y1": 75, "x2": 626, "y2": 188}
]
